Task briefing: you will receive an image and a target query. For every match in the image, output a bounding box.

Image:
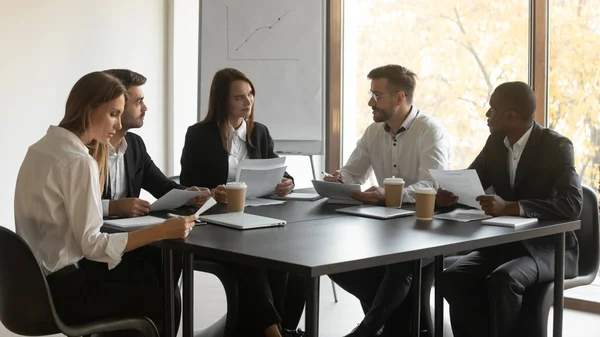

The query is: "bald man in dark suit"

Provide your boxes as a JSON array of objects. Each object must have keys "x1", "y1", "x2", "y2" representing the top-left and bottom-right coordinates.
[{"x1": 436, "y1": 81, "x2": 583, "y2": 337}]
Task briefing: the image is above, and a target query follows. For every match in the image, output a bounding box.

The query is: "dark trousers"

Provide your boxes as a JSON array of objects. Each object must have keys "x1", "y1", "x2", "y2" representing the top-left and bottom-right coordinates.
[
  {"x1": 47, "y1": 246, "x2": 182, "y2": 337},
  {"x1": 438, "y1": 242, "x2": 538, "y2": 337},
  {"x1": 281, "y1": 273, "x2": 306, "y2": 330},
  {"x1": 232, "y1": 264, "x2": 288, "y2": 337},
  {"x1": 330, "y1": 261, "x2": 414, "y2": 335}
]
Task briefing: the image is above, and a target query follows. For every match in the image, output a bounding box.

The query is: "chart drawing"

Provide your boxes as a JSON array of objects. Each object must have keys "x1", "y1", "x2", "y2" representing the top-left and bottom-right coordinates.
[{"x1": 226, "y1": 6, "x2": 300, "y2": 61}]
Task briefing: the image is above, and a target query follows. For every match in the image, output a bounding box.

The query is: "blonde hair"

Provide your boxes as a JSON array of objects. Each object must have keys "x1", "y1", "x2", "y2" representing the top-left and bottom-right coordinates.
[{"x1": 58, "y1": 72, "x2": 127, "y2": 192}]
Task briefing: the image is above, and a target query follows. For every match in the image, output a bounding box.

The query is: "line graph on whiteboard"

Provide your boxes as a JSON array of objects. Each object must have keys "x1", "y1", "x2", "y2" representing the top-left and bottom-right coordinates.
[{"x1": 226, "y1": 6, "x2": 300, "y2": 61}]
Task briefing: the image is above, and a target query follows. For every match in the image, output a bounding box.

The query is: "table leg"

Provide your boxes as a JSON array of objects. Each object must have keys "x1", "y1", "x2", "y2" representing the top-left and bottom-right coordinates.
[
  {"x1": 305, "y1": 276, "x2": 320, "y2": 337},
  {"x1": 163, "y1": 248, "x2": 175, "y2": 337},
  {"x1": 183, "y1": 253, "x2": 194, "y2": 337},
  {"x1": 553, "y1": 232, "x2": 565, "y2": 337},
  {"x1": 434, "y1": 255, "x2": 444, "y2": 337},
  {"x1": 412, "y1": 259, "x2": 422, "y2": 337}
]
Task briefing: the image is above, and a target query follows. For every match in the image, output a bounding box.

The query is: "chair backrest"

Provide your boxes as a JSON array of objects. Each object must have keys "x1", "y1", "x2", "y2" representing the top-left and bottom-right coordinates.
[
  {"x1": 0, "y1": 226, "x2": 60, "y2": 335},
  {"x1": 575, "y1": 185, "x2": 600, "y2": 280}
]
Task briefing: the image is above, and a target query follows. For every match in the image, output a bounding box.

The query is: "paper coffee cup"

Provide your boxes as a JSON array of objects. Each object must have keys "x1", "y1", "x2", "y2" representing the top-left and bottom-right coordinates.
[
  {"x1": 384, "y1": 176, "x2": 405, "y2": 208},
  {"x1": 225, "y1": 182, "x2": 247, "y2": 212},
  {"x1": 415, "y1": 187, "x2": 437, "y2": 220}
]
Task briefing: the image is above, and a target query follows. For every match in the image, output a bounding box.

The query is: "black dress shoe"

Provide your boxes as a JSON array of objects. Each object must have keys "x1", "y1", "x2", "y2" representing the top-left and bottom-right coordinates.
[
  {"x1": 344, "y1": 323, "x2": 382, "y2": 337},
  {"x1": 282, "y1": 328, "x2": 305, "y2": 337}
]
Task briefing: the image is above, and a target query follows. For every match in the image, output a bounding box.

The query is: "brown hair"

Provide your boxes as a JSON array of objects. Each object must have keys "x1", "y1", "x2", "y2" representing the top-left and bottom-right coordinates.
[
  {"x1": 367, "y1": 64, "x2": 418, "y2": 104},
  {"x1": 58, "y1": 72, "x2": 127, "y2": 192},
  {"x1": 202, "y1": 68, "x2": 255, "y2": 151},
  {"x1": 102, "y1": 69, "x2": 147, "y2": 90}
]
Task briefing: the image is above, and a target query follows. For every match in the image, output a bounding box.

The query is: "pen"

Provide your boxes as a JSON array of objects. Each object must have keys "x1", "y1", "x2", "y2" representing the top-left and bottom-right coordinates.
[{"x1": 321, "y1": 171, "x2": 344, "y2": 184}]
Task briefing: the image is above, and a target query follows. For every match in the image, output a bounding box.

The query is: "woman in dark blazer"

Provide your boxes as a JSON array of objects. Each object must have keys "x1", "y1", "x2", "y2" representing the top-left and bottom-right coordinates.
[
  {"x1": 180, "y1": 69, "x2": 294, "y2": 202},
  {"x1": 180, "y1": 68, "x2": 301, "y2": 337}
]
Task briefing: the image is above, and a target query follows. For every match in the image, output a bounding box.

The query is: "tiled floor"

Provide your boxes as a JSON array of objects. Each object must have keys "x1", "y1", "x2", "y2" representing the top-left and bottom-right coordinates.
[{"x1": 1, "y1": 272, "x2": 599, "y2": 337}]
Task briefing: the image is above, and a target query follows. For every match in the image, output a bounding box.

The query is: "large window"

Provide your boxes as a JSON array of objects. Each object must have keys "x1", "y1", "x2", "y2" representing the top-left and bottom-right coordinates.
[
  {"x1": 548, "y1": 0, "x2": 600, "y2": 192},
  {"x1": 342, "y1": 0, "x2": 529, "y2": 179}
]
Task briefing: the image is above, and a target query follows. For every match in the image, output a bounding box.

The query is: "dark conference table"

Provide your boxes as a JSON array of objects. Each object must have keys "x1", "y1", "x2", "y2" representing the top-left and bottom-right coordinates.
[{"x1": 149, "y1": 197, "x2": 579, "y2": 337}]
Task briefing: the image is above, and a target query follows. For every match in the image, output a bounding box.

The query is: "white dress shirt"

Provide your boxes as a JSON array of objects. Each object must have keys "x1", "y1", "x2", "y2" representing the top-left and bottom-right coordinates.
[
  {"x1": 340, "y1": 107, "x2": 450, "y2": 203},
  {"x1": 503, "y1": 125, "x2": 534, "y2": 215},
  {"x1": 14, "y1": 126, "x2": 128, "y2": 275},
  {"x1": 101, "y1": 138, "x2": 128, "y2": 216},
  {"x1": 227, "y1": 120, "x2": 249, "y2": 182}
]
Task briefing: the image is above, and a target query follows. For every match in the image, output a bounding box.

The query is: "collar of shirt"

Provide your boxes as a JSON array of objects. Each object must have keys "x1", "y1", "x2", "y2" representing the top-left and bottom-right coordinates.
[
  {"x1": 229, "y1": 119, "x2": 247, "y2": 142},
  {"x1": 503, "y1": 124, "x2": 534, "y2": 152},
  {"x1": 47, "y1": 125, "x2": 89, "y2": 154},
  {"x1": 383, "y1": 105, "x2": 418, "y2": 135},
  {"x1": 109, "y1": 137, "x2": 128, "y2": 158}
]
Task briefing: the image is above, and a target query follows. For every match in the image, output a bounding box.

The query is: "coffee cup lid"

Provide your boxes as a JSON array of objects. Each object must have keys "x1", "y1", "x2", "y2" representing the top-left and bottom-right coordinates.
[
  {"x1": 383, "y1": 176, "x2": 405, "y2": 184},
  {"x1": 415, "y1": 187, "x2": 437, "y2": 195},
  {"x1": 225, "y1": 182, "x2": 247, "y2": 189}
]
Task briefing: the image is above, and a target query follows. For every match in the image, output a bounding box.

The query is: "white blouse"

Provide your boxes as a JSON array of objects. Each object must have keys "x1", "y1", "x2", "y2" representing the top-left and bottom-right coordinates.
[
  {"x1": 14, "y1": 126, "x2": 128, "y2": 275},
  {"x1": 227, "y1": 120, "x2": 249, "y2": 182}
]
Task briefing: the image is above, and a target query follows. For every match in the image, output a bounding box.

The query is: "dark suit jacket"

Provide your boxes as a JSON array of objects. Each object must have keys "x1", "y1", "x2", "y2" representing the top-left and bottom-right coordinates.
[
  {"x1": 179, "y1": 120, "x2": 293, "y2": 190},
  {"x1": 469, "y1": 122, "x2": 583, "y2": 282},
  {"x1": 102, "y1": 132, "x2": 183, "y2": 200}
]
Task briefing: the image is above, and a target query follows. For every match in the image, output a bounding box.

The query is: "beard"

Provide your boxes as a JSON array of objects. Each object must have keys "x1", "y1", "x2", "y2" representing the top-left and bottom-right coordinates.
[{"x1": 372, "y1": 107, "x2": 392, "y2": 123}]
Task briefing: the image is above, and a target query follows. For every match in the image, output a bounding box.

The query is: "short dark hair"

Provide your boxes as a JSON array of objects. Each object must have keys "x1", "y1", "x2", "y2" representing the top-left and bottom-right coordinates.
[
  {"x1": 367, "y1": 64, "x2": 418, "y2": 104},
  {"x1": 103, "y1": 69, "x2": 147, "y2": 90},
  {"x1": 491, "y1": 81, "x2": 536, "y2": 121}
]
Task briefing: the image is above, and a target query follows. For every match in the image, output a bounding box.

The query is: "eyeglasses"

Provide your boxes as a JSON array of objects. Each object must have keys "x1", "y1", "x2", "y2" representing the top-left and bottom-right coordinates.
[{"x1": 368, "y1": 90, "x2": 400, "y2": 103}]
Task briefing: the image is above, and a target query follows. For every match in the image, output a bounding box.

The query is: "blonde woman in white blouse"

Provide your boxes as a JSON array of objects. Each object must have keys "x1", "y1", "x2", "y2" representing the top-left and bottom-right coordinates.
[{"x1": 14, "y1": 71, "x2": 196, "y2": 337}]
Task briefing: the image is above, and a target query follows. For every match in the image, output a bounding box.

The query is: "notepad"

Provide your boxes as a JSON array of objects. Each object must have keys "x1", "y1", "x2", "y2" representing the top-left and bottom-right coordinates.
[
  {"x1": 311, "y1": 180, "x2": 361, "y2": 202},
  {"x1": 104, "y1": 216, "x2": 165, "y2": 229},
  {"x1": 336, "y1": 205, "x2": 415, "y2": 219},
  {"x1": 481, "y1": 216, "x2": 538, "y2": 228}
]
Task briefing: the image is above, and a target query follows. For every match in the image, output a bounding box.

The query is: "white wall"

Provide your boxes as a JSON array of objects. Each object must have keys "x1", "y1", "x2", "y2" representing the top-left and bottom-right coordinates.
[{"x1": 0, "y1": 0, "x2": 169, "y2": 231}]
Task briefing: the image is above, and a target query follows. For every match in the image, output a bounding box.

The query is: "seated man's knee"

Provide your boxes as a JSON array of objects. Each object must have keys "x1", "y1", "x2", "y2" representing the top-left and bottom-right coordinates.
[
  {"x1": 437, "y1": 268, "x2": 468, "y2": 304},
  {"x1": 485, "y1": 269, "x2": 523, "y2": 296}
]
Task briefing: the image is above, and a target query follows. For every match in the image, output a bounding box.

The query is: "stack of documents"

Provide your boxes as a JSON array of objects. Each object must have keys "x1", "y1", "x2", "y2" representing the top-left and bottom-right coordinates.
[
  {"x1": 150, "y1": 189, "x2": 207, "y2": 211},
  {"x1": 236, "y1": 158, "x2": 287, "y2": 198},
  {"x1": 429, "y1": 169, "x2": 486, "y2": 209},
  {"x1": 311, "y1": 180, "x2": 361, "y2": 204},
  {"x1": 434, "y1": 209, "x2": 492, "y2": 222}
]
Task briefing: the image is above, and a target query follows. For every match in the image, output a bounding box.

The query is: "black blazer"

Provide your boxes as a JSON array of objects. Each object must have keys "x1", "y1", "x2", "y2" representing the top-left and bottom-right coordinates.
[
  {"x1": 180, "y1": 120, "x2": 293, "y2": 190},
  {"x1": 102, "y1": 132, "x2": 183, "y2": 200},
  {"x1": 469, "y1": 122, "x2": 583, "y2": 282}
]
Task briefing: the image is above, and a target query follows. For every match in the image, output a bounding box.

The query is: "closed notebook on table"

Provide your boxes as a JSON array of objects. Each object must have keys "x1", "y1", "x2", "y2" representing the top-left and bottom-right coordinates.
[{"x1": 481, "y1": 216, "x2": 538, "y2": 228}]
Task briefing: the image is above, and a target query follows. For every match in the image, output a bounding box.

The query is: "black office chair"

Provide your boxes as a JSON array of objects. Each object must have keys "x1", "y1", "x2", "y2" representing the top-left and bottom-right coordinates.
[
  {"x1": 516, "y1": 185, "x2": 599, "y2": 337},
  {"x1": 168, "y1": 175, "x2": 239, "y2": 337},
  {"x1": 421, "y1": 185, "x2": 600, "y2": 337},
  {"x1": 0, "y1": 226, "x2": 159, "y2": 337}
]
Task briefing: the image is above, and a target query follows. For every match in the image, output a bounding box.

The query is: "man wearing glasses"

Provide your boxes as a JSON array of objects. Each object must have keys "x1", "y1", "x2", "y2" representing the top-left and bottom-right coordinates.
[{"x1": 325, "y1": 64, "x2": 450, "y2": 337}]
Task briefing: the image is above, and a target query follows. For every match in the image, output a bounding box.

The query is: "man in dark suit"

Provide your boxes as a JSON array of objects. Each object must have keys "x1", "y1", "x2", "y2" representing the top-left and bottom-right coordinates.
[
  {"x1": 436, "y1": 81, "x2": 583, "y2": 337},
  {"x1": 102, "y1": 69, "x2": 210, "y2": 217}
]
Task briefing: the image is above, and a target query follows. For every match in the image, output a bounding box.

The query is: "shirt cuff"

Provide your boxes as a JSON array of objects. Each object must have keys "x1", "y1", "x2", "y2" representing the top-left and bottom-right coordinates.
[
  {"x1": 105, "y1": 232, "x2": 128, "y2": 270},
  {"x1": 518, "y1": 202, "x2": 524, "y2": 216},
  {"x1": 102, "y1": 199, "x2": 110, "y2": 217}
]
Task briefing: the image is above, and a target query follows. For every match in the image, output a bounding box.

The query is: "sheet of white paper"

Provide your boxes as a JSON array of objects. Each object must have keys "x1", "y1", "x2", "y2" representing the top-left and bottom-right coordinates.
[
  {"x1": 194, "y1": 197, "x2": 217, "y2": 216},
  {"x1": 237, "y1": 166, "x2": 287, "y2": 198},
  {"x1": 150, "y1": 189, "x2": 205, "y2": 211},
  {"x1": 311, "y1": 180, "x2": 361, "y2": 200},
  {"x1": 245, "y1": 198, "x2": 286, "y2": 207},
  {"x1": 429, "y1": 169, "x2": 486, "y2": 209},
  {"x1": 236, "y1": 157, "x2": 286, "y2": 180},
  {"x1": 104, "y1": 216, "x2": 165, "y2": 229},
  {"x1": 433, "y1": 209, "x2": 492, "y2": 222},
  {"x1": 271, "y1": 192, "x2": 322, "y2": 201}
]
